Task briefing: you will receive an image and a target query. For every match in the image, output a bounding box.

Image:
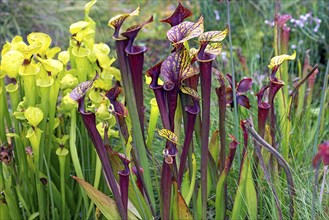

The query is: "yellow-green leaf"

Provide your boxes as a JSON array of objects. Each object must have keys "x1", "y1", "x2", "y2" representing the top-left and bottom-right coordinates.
[
  {"x1": 46, "y1": 47, "x2": 61, "y2": 59},
  {"x1": 5, "y1": 83, "x2": 19, "y2": 93},
  {"x1": 268, "y1": 50, "x2": 296, "y2": 70},
  {"x1": 180, "y1": 86, "x2": 200, "y2": 100},
  {"x1": 36, "y1": 75, "x2": 54, "y2": 88},
  {"x1": 56, "y1": 147, "x2": 69, "y2": 156},
  {"x1": 24, "y1": 106, "x2": 43, "y2": 127},
  {"x1": 38, "y1": 58, "x2": 63, "y2": 76},
  {"x1": 145, "y1": 75, "x2": 163, "y2": 86},
  {"x1": 60, "y1": 74, "x2": 79, "y2": 90},
  {"x1": 58, "y1": 51, "x2": 70, "y2": 65},
  {"x1": 71, "y1": 46, "x2": 90, "y2": 57},
  {"x1": 70, "y1": 21, "x2": 90, "y2": 34},
  {"x1": 19, "y1": 62, "x2": 40, "y2": 76},
  {"x1": 0, "y1": 50, "x2": 24, "y2": 78},
  {"x1": 108, "y1": 6, "x2": 140, "y2": 29},
  {"x1": 84, "y1": 0, "x2": 97, "y2": 17},
  {"x1": 245, "y1": 157, "x2": 257, "y2": 220},
  {"x1": 205, "y1": 42, "x2": 222, "y2": 55},
  {"x1": 167, "y1": 16, "x2": 204, "y2": 45},
  {"x1": 209, "y1": 130, "x2": 219, "y2": 162},
  {"x1": 158, "y1": 129, "x2": 179, "y2": 145},
  {"x1": 199, "y1": 27, "x2": 228, "y2": 42},
  {"x1": 27, "y1": 32, "x2": 52, "y2": 55},
  {"x1": 73, "y1": 176, "x2": 137, "y2": 220},
  {"x1": 172, "y1": 181, "x2": 193, "y2": 220}
]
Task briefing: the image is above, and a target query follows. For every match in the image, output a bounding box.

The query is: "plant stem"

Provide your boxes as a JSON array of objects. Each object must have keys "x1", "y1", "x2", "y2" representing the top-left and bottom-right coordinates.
[
  {"x1": 47, "y1": 79, "x2": 60, "y2": 161},
  {"x1": 319, "y1": 165, "x2": 328, "y2": 203},
  {"x1": 227, "y1": 0, "x2": 240, "y2": 163},
  {"x1": 69, "y1": 109, "x2": 89, "y2": 209},
  {"x1": 200, "y1": 60, "x2": 212, "y2": 219},
  {"x1": 115, "y1": 40, "x2": 155, "y2": 210},
  {"x1": 28, "y1": 128, "x2": 45, "y2": 220},
  {"x1": 57, "y1": 148, "x2": 68, "y2": 219},
  {"x1": 312, "y1": 60, "x2": 329, "y2": 155},
  {"x1": 7, "y1": 83, "x2": 28, "y2": 179},
  {"x1": 86, "y1": 153, "x2": 101, "y2": 219},
  {"x1": 244, "y1": 119, "x2": 295, "y2": 218}
]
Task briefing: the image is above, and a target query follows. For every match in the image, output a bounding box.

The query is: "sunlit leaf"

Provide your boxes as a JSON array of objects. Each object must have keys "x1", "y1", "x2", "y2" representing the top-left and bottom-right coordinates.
[
  {"x1": 73, "y1": 176, "x2": 137, "y2": 220},
  {"x1": 268, "y1": 50, "x2": 296, "y2": 70},
  {"x1": 0, "y1": 50, "x2": 24, "y2": 78},
  {"x1": 23, "y1": 43, "x2": 42, "y2": 59},
  {"x1": 56, "y1": 147, "x2": 69, "y2": 156},
  {"x1": 71, "y1": 46, "x2": 90, "y2": 57},
  {"x1": 215, "y1": 135, "x2": 237, "y2": 219},
  {"x1": 172, "y1": 181, "x2": 193, "y2": 220},
  {"x1": 46, "y1": 47, "x2": 61, "y2": 59},
  {"x1": 5, "y1": 83, "x2": 18, "y2": 93},
  {"x1": 205, "y1": 42, "x2": 222, "y2": 55},
  {"x1": 245, "y1": 157, "x2": 257, "y2": 220},
  {"x1": 69, "y1": 21, "x2": 90, "y2": 34},
  {"x1": 108, "y1": 6, "x2": 140, "y2": 38},
  {"x1": 38, "y1": 58, "x2": 63, "y2": 76},
  {"x1": 85, "y1": 0, "x2": 97, "y2": 18},
  {"x1": 198, "y1": 27, "x2": 228, "y2": 42},
  {"x1": 180, "y1": 86, "x2": 200, "y2": 100},
  {"x1": 36, "y1": 75, "x2": 54, "y2": 88},
  {"x1": 160, "y1": 48, "x2": 197, "y2": 87},
  {"x1": 58, "y1": 51, "x2": 70, "y2": 65},
  {"x1": 167, "y1": 16, "x2": 204, "y2": 45},
  {"x1": 24, "y1": 106, "x2": 43, "y2": 127},
  {"x1": 158, "y1": 129, "x2": 179, "y2": 145},
  {"x1": 60, "y1": 74, "x2": 79, "y2": 90},
  {"x1": 88, "y1": 89, "x2": 103, "y2": 104},
  {"x1": 27, "y1": 32, "x2": 52, "y2": 55},
  {"x1": 208, "y1": 130, "x2": 219, "y2": 162}
]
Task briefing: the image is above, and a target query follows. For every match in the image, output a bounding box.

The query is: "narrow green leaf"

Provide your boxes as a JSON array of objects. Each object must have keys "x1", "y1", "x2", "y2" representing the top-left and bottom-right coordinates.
[
  {"x1": 245, "y1": 157, "x2": 257, "y2": 220},
  {"x1": 231, "y1": 154, "x2": 248, "y2": 220},
  {"x1": 215, "y1": 173, "x2": 227, "y2": 220},
  {"x1": 172, "y1": 181, "x2": 193, "y2": 220},
  {"x1": 28, "y1": 212, "x2": 40, "y2": 220},
  {"x1": 209, "y1": 130, "x2": 219, "y2": 163},
  {"x1": 73, "y1": 176, "x2": 137, "y2": 220},
  {"x1": 182, "y1": 153, "x2": 196, "y2": 206}
]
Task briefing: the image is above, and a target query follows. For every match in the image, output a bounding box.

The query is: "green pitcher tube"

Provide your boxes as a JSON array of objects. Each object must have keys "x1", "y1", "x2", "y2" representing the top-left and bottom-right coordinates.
[
  {"x1": 146, "y1": 98, "x2": 159, "y2": 149},
  {"x1": 19, "y1": 63, "x2": 39, "y2": 106},
  {"x1": 56, "y1": 147, "x2": 69, "y2": 219},
  {"x1": 6, "y1": 82, "x2": 28, "y2": 174}
]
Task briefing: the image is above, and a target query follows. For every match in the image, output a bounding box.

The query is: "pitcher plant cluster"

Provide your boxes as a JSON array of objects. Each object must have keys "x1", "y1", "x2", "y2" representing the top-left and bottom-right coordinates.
[{"x1": 0, "y1": 1, "x2": 327, "y2": 220}]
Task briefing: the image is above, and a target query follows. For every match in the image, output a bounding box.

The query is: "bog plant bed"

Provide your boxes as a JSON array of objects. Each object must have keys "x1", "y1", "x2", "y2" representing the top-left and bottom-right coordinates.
[{"x1": 0, "y1": 0, "x2": 328, "y2": 219}]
